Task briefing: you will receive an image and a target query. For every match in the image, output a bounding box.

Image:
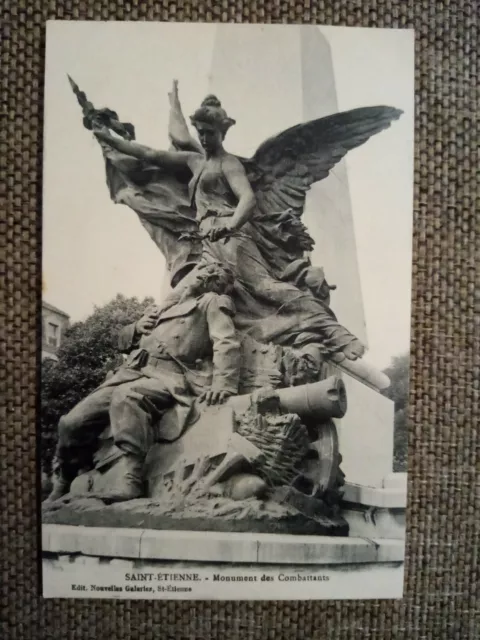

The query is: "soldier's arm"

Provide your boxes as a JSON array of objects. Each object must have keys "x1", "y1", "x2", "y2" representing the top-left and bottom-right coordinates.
[
  {"x1": 118, "y1": 307, "x2": 159, "y2": 354},
  {"x1": 118, "y1": 323, "x2": 140, "y2": 354},
  {"x1": 204, "y1": 294, "x2": 240, "y2": 398}
]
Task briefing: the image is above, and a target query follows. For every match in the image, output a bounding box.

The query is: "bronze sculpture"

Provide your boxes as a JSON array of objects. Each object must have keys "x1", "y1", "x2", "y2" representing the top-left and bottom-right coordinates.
[
  {"x1": 43, "y1": 78, "x2": 402, "y2": 529},
  {"x1": 47, "y1": 262, "x2": 240, "y2": 502},
  {"x1": 72, "y1": 77, "x2": 402, "y2": 362}
]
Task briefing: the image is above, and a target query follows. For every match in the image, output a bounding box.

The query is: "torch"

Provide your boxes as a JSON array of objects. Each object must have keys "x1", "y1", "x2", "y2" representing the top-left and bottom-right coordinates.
[{"x1": 67, "y1": 75, "x2": 135, "y2": 140}]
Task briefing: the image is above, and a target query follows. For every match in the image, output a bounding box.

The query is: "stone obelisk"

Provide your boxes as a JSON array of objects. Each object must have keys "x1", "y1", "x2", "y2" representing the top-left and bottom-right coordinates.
[
  {"x1": 208, "y1": 26, "x2": 398, "y2": 490},
  {"x1": 208, "y1": 24, "x2": 368, "y2": 346}
]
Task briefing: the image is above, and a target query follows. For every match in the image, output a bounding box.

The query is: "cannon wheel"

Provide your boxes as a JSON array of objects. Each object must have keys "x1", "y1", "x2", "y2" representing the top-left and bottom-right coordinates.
[{"x1": 295, "y1": 420, "x2": 343, "y2": 500}]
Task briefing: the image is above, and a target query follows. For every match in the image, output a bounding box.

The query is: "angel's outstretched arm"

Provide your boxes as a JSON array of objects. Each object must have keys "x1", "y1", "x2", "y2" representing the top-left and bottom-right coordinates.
[{"x1": 94, "y1": 126, "x2": 198, "y2": 173}]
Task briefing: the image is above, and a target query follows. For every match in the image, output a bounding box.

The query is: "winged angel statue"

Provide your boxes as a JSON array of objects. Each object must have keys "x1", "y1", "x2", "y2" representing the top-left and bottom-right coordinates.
[{"x1": 70, "y1": 78, "x2": 402, "y2": 362}]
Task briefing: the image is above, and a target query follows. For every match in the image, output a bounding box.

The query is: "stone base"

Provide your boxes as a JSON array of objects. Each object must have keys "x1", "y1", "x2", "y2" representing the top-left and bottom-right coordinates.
[
  {"x1": 342, "y1": 505, "x2": 405, "y2": 540},
  {"x1": 42, "y1": 495, "x2": 348, "y2": 536},
  {"x1": 341, "y1": 473, "x2": 407, "y2": 540},
  {"x1": 342, "y1": 480, "x2": 407, "y2": 509},
  {"x1": 42, "y1": 523, "x2": 405, "y2": 599},
  {"x1": 42, "y1": 524, "x2": 404, "y2": 565}
]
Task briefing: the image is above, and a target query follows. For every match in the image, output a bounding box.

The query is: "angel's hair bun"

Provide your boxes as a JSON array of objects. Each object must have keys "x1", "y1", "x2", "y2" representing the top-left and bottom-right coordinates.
[
  {"x1": 190, "y1": 95, "x2": 235, "y2": 137},
  {"x1": 201, "y1": 95, "x2": 222, "y2": 109}
]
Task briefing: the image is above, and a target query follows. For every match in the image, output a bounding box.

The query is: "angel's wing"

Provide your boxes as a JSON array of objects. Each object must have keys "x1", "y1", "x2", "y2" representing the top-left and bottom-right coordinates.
[{"x1": 249, "y1": 106, "x2": 403, "y2": 218}]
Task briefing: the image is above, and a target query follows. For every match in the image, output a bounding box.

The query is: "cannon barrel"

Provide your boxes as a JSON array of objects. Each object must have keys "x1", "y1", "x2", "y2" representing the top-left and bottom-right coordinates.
[
  {"x1": 276, "y1": 375, "x2": 347, "y2": 421},
  {"x1": 229, "y1": 375, "x2": 347, "y2": 422},
  {"x1": 331, "y1": 356, "x2": 390, "y2": 390}
]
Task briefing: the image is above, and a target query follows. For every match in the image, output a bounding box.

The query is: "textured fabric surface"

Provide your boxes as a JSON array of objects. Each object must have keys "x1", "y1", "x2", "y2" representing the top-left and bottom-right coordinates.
[{"x1": 1, "y1": 2, "x2": 478, "y2": 639}]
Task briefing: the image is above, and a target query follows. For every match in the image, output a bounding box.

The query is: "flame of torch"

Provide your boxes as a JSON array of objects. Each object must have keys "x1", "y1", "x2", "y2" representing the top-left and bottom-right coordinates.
[{"x1": 67, "y1": 75, "x2": 135, "y2": 139}]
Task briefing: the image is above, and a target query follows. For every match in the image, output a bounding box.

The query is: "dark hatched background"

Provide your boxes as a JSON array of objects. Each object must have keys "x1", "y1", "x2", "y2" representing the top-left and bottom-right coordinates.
[{"x1": 1, "y1": 2, "x2": 478, "y2": 638}]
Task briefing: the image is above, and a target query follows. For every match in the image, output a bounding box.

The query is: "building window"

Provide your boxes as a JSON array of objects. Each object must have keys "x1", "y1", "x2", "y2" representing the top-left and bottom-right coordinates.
[{"x1": 47, "y1": 322, "x2": 59, "y2": 347}]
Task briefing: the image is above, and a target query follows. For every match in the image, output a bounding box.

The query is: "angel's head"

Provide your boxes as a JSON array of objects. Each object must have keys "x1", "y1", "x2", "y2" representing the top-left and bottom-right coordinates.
[{"x1": 190, "y1": 95, "x2": 236, "y2": 154}]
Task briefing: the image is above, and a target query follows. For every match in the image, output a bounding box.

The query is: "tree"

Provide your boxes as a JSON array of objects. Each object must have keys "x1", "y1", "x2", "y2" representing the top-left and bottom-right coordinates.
[
  {"x1": 40, "y1": 294, "x2": 154, "y2": 473},
  {"x1": 382, "y1": 352, "x2": 410, "y2": 472}
]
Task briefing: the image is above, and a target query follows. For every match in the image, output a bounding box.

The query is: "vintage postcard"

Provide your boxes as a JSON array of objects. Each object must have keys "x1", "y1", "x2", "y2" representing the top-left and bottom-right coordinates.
[{"x1": 41, "y1": 21, "x2": 414, "y2": 599}]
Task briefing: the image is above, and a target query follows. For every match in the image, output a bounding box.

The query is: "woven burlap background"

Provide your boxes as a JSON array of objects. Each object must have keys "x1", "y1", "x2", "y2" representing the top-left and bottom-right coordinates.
[{"x1": 1, "y1": 1, "x2": 478, "y2": 638}]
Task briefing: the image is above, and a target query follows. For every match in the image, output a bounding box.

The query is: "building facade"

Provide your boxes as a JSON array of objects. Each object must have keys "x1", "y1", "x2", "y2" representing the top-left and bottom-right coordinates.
[{"x1": 41, "y1": 301, "x2": 70, "y2": 361}]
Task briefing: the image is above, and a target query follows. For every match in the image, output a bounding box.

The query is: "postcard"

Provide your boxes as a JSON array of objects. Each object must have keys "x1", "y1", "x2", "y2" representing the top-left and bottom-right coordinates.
[{"x1": 41, "y1": 21, "x2": 413, "y2": 599}]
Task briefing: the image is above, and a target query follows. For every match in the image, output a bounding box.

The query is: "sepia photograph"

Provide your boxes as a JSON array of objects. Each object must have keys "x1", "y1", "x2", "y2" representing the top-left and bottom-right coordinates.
[{"x1": 40, "y1": 21, "x2": 414, "y2": 600}]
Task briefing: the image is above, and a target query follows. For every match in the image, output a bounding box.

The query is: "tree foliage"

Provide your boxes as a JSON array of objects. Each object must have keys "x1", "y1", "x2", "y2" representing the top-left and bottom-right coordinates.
[
  {"x1": 382, "y1": 352, "x2": 410, "y2": 472},
  {"x1": 41, "y1": 294, "x2": 154, "y2": 471}
]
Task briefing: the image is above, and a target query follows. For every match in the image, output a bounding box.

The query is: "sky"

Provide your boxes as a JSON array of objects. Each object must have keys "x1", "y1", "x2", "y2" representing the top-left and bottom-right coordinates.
[{"x1": 43, "y1": 22, "x2": 414, "y2": 369}]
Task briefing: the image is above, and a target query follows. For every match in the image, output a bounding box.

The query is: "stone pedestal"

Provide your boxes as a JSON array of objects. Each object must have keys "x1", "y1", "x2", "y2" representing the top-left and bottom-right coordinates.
[
  {"x1": 42, "y1": 524, "x2": 405, "y2": 599},
  {"x1": 333, "y1": 369, "x2": 395, "y2": 488}
]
